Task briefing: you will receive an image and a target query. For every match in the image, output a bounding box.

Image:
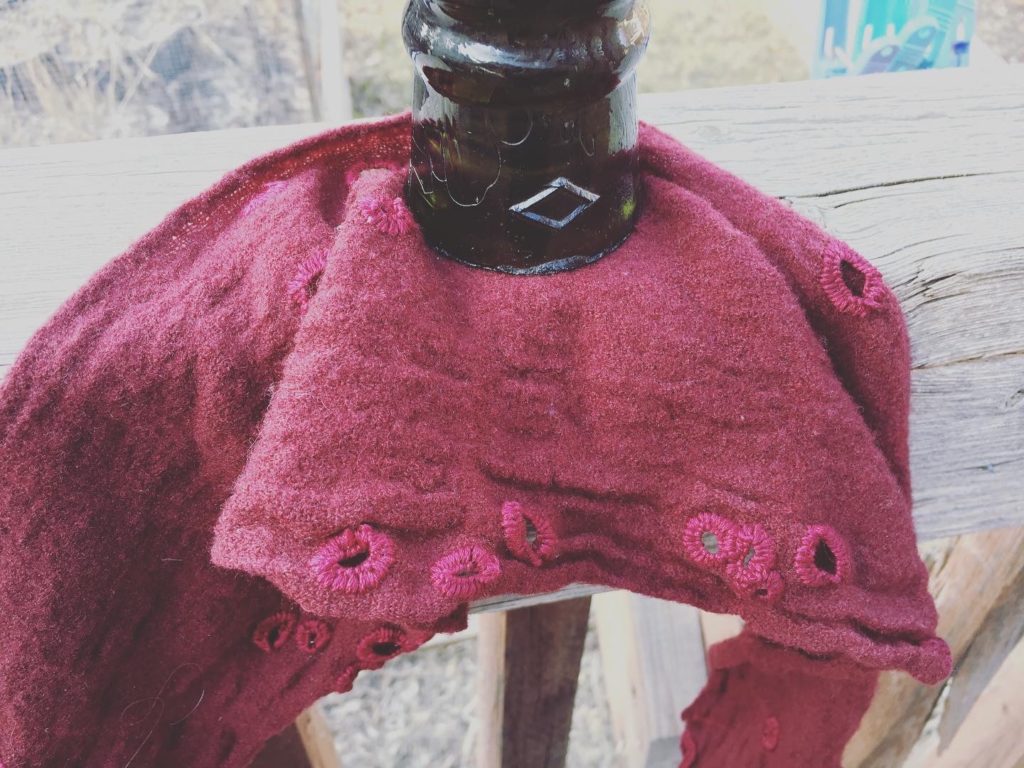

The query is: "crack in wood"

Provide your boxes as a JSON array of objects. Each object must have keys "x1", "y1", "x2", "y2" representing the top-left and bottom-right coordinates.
[{"x1": 789, "y1": 169, "x2": 1022, "y2": 200}]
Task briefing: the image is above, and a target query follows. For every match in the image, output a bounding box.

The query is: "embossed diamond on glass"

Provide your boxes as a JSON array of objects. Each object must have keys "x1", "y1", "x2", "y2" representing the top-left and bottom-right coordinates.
[{"x1": 509, "y1": 177, "x2": 601, "y2": 230}]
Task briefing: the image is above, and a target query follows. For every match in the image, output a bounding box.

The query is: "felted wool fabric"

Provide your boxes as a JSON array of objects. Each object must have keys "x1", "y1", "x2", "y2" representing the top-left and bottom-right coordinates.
[{"x1": 0, "y1": 110, "x2": 950, "y2": 768}]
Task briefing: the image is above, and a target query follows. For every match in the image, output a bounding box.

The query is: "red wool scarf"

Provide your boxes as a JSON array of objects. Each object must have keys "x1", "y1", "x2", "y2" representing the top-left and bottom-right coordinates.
[{"x1": 0, "y1": 111, "x2": 950, "y2": 767}]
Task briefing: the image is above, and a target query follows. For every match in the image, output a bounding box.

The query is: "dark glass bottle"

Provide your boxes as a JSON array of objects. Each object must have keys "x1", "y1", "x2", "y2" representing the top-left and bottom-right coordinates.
[{"x1": 402, "y1": 0, "x2": 651, "y2": 274}]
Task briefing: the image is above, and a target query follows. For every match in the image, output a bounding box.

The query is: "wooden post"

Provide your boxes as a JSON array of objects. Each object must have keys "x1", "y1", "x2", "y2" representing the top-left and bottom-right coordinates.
[
  {"x1": 295, "y1": 705, "x2": 344, "y2": 768},
  {"x1": 593, "y1": 593, "x2": 710, "y2": 768},
  {"x1": 478, "y1": 597, "x2": 593, "y2": 768}
]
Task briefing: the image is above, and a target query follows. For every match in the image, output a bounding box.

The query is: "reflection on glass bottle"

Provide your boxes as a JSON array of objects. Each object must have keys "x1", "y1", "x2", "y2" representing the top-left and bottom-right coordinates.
[{"x1": 402, "y1": 0, "x2": 651, "y2": 274}]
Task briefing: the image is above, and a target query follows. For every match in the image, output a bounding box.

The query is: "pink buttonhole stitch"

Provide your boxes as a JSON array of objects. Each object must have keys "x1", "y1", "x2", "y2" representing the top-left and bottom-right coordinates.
[
  {"x1": 725, "y1": 523, "x2": 777, "y2": 592},
  {"x1": 794, "y1": 524, "x2": 851, "y2": 586},
  {"x1": 501, "y1": 501, "x2": 557, "y2": 566},
  {"x1": 334, "y1": 663, "x2": 360, "y2": 694},
  {"x1": 310, "y1": 524, "x2": 395, "y2": 594},
  {"x1": 430, "y1": 545, "x2": 501, "y2": 599},
  {"x1": 683, "y1": 513, "x2": 740, "y2": 567},
  {"x1": 356, "y1": 626, "x2": 410, "y2": 670},
  {"x1": 287, "y1": 251, "x2": 329, "y2": 313},
  {"x1": 358, "y1": 194, "x2": 416, "y2": 236},
  {"x1": 295, "y1": 618, "x2": 333, "y2": 654},
  {"x1": 251, "y1": 611, "x2": 298, "y2": 653},
  {"x1": 820, "y1": 245, "x2": 887, "y2": 317}
]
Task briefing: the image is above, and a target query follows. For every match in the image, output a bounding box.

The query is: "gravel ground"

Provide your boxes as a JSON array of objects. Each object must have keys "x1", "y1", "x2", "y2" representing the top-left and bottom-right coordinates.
[
  {"x1": 321, "y1": 621, "x2": 621, "y2": 768},
  {"x1": 977, "y1": 0, "x2": 1024, "y2": 62}
]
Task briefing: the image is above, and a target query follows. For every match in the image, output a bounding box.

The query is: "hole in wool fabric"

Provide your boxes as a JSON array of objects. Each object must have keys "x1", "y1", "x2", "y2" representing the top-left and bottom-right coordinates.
[
  {"x1": 287, "y1": 251, "x2": 328, "y2": 313},
  {"x1": 725, "y1": 524, "x2": 778, "y2": 597},
  {"x1": 310, "y1": 525, "x2": 395, "y2": 594},
  {"x1": 251, "y1": 611, "x2": 298, "y2": 653},
  {"x1": 753, "y1": 581, "x2": 782, "y2": 606},
  {"x1": 683, "y1": 513, "x2": 738, "y2": 566},
  {"x1": 795, "y1": 525, "x2": 850, "y2": 586},
  {"x1": 501, "y1": 501, "x2": 557, "y2": 567},
  {"x1": 820, "y1": 245, "x2": 887, "y2": 317},
  {"x1": 337, "y1": 549, "x2": 370, "y2": 569},
  {"x1": 701, "y1": 531, "x2": 720, "y2": 554},
  {"x1": 356, "y1": 626, "x2": 411, "y2": 669},
  {"x1": 814, "y1": 538, "x2": 838, "y2": 575},
  {"x1": 524, "y1": 518, "x2": 539, "y2": 545},
  {"x1": 359, "y1": 194, "x2": 416, "y2": 236},
  {"x1": 295, "y1": 618, "x2": 332, "y2": 654},
  {"x1": 839, "y1": 259, "x2": 867, "y2": 297},
  {"x1": 431, "y1": 545, "x2": 502, "y2": 599}
]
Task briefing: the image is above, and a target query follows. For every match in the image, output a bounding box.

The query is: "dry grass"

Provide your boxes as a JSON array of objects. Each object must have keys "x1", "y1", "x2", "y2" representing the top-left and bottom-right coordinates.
[
  {"x1": 339, "y1": 0, "x2": 807, "y2": 118},
  {"x1": 0, "y1": 0, "x2": 312, "y2": 147},
  {"x1": 2, "y1": 0, "x2": 1018, "y2": 148}
]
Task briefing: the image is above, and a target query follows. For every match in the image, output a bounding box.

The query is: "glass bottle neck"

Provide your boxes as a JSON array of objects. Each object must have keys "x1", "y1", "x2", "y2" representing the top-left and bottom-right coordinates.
[{"x1": 402, "y1": 0, "x2": 650, "y2": 274}]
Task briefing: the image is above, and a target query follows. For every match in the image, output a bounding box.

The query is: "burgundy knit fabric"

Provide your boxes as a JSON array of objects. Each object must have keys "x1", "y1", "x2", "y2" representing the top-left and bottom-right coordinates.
[{"x1": 0, "y1": 110, "x2": 950, "y2": 767}]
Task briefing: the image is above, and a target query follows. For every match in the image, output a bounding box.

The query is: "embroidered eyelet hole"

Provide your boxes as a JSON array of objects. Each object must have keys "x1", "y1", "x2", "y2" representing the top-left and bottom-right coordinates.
[
  {"x1": 820, "y1": 245, "x2": 886, "y2": 317},
  {"x1": 761, "y1": 716, "x2": 780, "y2": 751},
  {"x1": 287, "y1": 251, "x2": 328, "y2": 313},
  {"x1": 356, "y1": 626, "x2": 411, "y2": 670},
  {"x1": 337, "y1": 549, "x2": 369, "y2": 568},
  {"x1": 310, "y1": 524, "x2": 395, "y2": 594},
  {"x1": 683, "y1": 513, "x2": 739, "y2": 566},
  {"x1": 525, "y1": 518, "x2": 539, "y2": 544},
  {"x1": 749, "y1": 571, "x2": 785, "y2": 603},
  {"x1": 840, "y1": 260, "x2": 867, "y2": 297},
  {"x1": 814, "y1": 539, "x2": 837, "y2": 574},
  {"x1": 295, "y1": 618, "x2": 332, "y2": 654},
  {"x1": 501, "y1": 501, "x2": 557, "y2": 566},
  {"x1": 795, "y1": 525, "x2": 851, "y2": 586},
  {"x1": 358, "y1": 193, "x2": 416, "y2": 236},
  {"x1": 431, "y1": 545, "x2": 501, "y2": 599},
  {"x1": 251, "y1": 611, "x2": 298, "y2": 653},
  {"x1": 725, "y1": 524, "x2": 777, "y2": 593}
]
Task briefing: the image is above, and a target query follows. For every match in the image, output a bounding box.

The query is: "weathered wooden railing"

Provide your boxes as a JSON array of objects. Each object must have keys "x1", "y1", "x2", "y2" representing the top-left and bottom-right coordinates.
[{"x1": 2, "y1": 65, "x2": 1022, "y2": 767}]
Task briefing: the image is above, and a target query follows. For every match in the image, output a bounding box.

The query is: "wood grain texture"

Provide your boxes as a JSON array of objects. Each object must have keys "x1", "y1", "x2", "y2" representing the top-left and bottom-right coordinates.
[
  {"x1": 593, "y1": 592, "x2": 707, "y2": 768},
  {"x1": 937, "y1": 558, "x2": 1024, "y2": 748},
  {"x1": 903, "y1": 634, "x2": 1024, "y2": 768},
  {"x1": 2, "y1": 67, "x2": 1021, "y2": 540},
  {"x1": 294, "y1": 705, "x2": 343, "y2": 768},
  {"x1": 845, "y1": 528, "x2": 1024, "y2": 767},
  {"x1": 477, "y1": 598, "x2": 592, "y2": 768}
]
